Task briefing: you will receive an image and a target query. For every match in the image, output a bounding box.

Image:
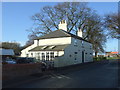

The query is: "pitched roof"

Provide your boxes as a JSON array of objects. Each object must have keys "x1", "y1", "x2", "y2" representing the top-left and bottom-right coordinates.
[
  {"x1": 111, "y1": 52, "x2": 118, "y2": 54},
  {"x1": 36, "y1": 29, "x2": 70, "y2": 39},
  {"x1": 29, "y1": 44, "x2": 69, "y2": 51},
  {"x1": 106, "y1": 52, "x2": 118, "y2": 54},
  {"x1": 36, "y1": 29, "x2": 90, "y2": 43}
]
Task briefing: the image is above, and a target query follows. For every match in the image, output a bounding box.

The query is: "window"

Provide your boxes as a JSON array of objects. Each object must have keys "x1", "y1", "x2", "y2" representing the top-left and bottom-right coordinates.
[
  {"x1": 74, "y1": 54, "x2": 77, "y2": 61},
  {"x1": 50, "y1": 52, "x2": 54, "y2": 60},
  {"x1": 81, "y1": 41, "x2": 84, "y2": 46},
  {"x1": 31, "y1": 53, "x2": 33, "y2": 57},
  {"x1": 49, "y1": 46, "x2": 56, "y2": 49},
  {"x1": 90, "y1": 45, "x2": 92, "y2": 49},
  {"x1": 41, "y1": 53, "x2": 45, "y2": 60},
  {"x1": 36, "y1": 53, "x2": 40, "y2": 59},
  {"x1": 69, "y1": 55, "x2": 72, "y2": 57},
  {"x1": 26, "y1": 54, "x2": 29, "y2": 57},
  {"x1": 38, "y1": 53, "x2": 40, "y2": 60},
  {"x1": 46, "y1": 52, "x2": 49, "y2": 61},
  {"x1": 74, "y1": 39, "x2": 77, "y2": 46},
  {"x1": 74, "y1": 52, "x2": 78, "y2": 54},
  {"x1": 41, "y1": 46, "x2": 48, "y2": 50},
  {"x1": 90, "y1": 53, "x2": 92, "y2": 55}
]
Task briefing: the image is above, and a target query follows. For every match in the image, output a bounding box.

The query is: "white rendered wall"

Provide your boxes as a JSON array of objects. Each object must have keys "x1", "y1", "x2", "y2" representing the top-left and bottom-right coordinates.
[
  {"x1": 21, "y1": 37, "x2": 71, "y2": 57},
  {"x1": 38, "y1": 37, "x2": 71, "y2": 46},
  {"x1": 20, "y1": 40, "x2": 38, "y2": 57},
  {"x1": 54, "y1": 37, "x2": 93, "y2": 67}
]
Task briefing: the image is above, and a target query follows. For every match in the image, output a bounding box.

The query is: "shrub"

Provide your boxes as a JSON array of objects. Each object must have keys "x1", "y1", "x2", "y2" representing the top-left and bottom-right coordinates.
[{"x1": 93, "y1": 57, "x2": 107, "y2": 61}]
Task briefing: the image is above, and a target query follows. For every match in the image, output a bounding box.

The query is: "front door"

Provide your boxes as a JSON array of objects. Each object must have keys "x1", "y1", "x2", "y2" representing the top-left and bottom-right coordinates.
[{"x1": 82, "y1": 51, "x2": 84, "y2": 63}]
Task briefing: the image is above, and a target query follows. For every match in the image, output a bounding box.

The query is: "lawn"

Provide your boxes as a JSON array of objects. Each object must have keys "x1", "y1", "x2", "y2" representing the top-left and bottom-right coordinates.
[{"x1": 106, "y1": 57, "x2": 120, "y2": 60}]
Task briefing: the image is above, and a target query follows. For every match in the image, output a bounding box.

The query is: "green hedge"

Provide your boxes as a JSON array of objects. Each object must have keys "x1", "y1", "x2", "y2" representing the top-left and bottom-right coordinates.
[
  {"x1": 106, "y1": 57, "x2": 120, "y2": 60},
  {"x1": 93, "y1": 57, "x2": 107, "y2": 61}
]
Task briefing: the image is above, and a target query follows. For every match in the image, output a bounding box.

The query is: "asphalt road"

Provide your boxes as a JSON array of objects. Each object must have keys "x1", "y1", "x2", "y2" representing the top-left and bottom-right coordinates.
[{"x1": 4, "y1": 60, "x2": 119, "y2": 88}]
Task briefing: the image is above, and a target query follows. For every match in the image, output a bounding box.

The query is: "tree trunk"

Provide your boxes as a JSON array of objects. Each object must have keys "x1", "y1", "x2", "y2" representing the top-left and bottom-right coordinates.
[{"x1": 95, "y1": 51, "x2": 98, "y2": 57}]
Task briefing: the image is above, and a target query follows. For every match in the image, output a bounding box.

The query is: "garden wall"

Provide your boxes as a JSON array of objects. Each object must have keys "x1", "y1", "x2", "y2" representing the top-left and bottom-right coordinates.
[{"x1": 2, "y1": 63, "x2": 42, "y2": 81}]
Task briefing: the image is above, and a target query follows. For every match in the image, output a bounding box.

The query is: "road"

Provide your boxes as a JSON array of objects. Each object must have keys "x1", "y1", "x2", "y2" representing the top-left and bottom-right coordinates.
[{"x1": 4, "y1": 60, "x2": 119, "y2": 88}]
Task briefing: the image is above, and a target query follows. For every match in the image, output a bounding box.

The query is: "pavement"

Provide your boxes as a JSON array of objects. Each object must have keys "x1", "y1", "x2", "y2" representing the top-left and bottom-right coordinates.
[{"x1": 2, "y1": 59, "x2": 119, "y2": 88}]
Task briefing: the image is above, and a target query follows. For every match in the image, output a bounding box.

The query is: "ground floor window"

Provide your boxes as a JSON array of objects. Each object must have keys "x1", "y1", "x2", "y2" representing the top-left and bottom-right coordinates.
[
  {"x1": 46, "y1": 52, "x2": 49, "y2": 61},
  {"x1": 35, "y1": 53, "x2": 40, "y2": 60},
  {"x1": 35, "y1": 52, "x2": 55, "y2": 61},
  {"x1": 50, "y1": 52, "x2": 54, "y2": 60},
  {"x1": 42, "y1": 53, "x2": 45, "y2": 60},
  {"x1": 38, "y1": 53, "x2": 40, "y2": 60},
  {"x1": 26, "y1": 54, "x2": 29, "y2": 57},
  {"x1": 31, "y1": 53, "x2": 33, "y2": 57}
]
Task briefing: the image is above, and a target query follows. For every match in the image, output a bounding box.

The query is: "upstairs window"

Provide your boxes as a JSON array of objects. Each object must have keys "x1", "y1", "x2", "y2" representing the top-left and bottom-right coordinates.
[
  {"x1": 90, "y1": 45, "x2": 92, "y2": 49},
  {"x1": 74, "y1": 39, "x2": 77, "y2": 46},
  {"x1": 81, "y1": 41, "x2": 84, "y2": 46},
  {"x1": 74, "y1": 52, "x2": 78, "y2": 54}
]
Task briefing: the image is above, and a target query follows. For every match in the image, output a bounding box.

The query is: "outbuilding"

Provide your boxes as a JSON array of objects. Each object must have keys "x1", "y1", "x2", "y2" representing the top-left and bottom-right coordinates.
[{"x1": 0, "y1": 48, "x2": 15, "y2": 61}]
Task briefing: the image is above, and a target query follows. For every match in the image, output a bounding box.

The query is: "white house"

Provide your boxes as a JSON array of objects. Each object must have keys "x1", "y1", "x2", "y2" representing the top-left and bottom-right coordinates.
[{"x1": 21, "y1": 20, "x2": 93, "y2": 67}]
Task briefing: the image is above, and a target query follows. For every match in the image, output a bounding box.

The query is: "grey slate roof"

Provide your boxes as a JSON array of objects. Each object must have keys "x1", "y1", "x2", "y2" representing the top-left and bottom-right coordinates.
[
  {"x1": 36, "y1": 29, "x2": 90, "y2": 43},
  {"x1": 29, "y1": 44, "x2": 69, "y2": 51},
  {"x1": 36, "y1": 29, "x2": 70, "y2": 39}
]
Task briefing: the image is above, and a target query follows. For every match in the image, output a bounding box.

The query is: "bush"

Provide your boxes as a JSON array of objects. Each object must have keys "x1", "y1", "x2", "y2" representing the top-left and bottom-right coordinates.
[{"x1": 93, "y1": 57, "x2": 107, "y2": 61}]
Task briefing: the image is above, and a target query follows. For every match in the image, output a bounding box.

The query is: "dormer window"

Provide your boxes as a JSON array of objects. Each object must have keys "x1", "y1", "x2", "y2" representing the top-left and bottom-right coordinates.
[
  {"x1": 41, "y1": 46, "x2": 48, "y2": 50},
  {"x1": 49, "y1": 46, "x2": 56, "y2": 49}
]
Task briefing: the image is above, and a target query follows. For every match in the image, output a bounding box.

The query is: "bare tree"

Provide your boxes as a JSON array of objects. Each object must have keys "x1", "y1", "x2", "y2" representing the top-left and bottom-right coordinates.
[
  {"x1": 83, "y1": 15, "x2": 106, "y2": 57},
  {"x1": 104, "y1": 13, "x2": 120, "y2": 39},
  {"x1": 29, "y1": 2, "x2": 92, "y2": 37},
  {"x1": 27, "y1": 2, "x2": 106, "y2": 56}
]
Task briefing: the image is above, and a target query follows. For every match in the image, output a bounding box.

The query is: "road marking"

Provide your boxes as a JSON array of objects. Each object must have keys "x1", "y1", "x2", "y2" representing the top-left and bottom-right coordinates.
[
  {"x1": 60, "y1": 75, "x2": 71, "y2": 79},
  {"x1": 49, "y1": 73, "x2": 71, "y2": 79}
]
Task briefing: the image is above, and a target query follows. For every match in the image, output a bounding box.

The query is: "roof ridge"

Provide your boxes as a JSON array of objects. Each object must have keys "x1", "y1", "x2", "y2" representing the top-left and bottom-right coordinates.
[
  {"x1": 36, "y1": 29, "x2": 91, "y2": 43},
  {"x1": 60, "y1": 29, "x2": 71, "y2": 36}
]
